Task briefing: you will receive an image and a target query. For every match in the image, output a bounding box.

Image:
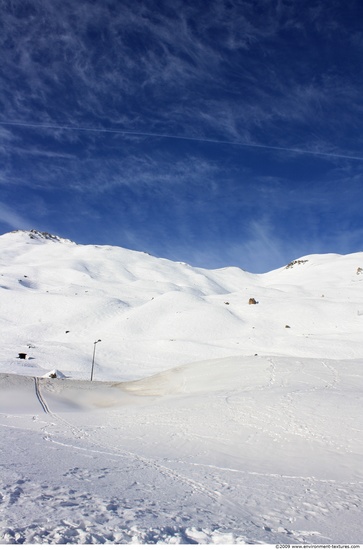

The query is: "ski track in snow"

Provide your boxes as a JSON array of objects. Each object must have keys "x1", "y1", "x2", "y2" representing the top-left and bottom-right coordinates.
[
  {"x1": 1, "y1": 362, "x2": 362, "y2": 545},
  {"x1": 0, "y1": 385, "x2": 250, "y2": 544},
  {"x1": 37, "y1": 381, "x2": 248, "y2": 542},
  {"x1": 33, "y1": 377, "x2": 50, "y2": 414}
]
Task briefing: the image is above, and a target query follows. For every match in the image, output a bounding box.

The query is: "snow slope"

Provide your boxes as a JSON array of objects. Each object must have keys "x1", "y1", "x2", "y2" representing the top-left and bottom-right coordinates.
[
  {"x1": 1, "y1": 229, "x2": 363, "y2": 380},
  {"x1": 0, "y1": 230, "x2": 362, "y2": 544}
]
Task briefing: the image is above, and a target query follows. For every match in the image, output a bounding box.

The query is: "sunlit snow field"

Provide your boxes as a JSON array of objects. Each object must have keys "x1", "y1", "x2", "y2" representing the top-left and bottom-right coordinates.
[{"x1": 0, "y1": 230, "x2": 362, "y2": 544}]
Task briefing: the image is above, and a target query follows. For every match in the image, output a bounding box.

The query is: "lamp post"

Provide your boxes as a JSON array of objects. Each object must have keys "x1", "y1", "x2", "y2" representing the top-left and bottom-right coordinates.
[{"x1": 90, "y1": 339, "x2": 101, "y2": 382}]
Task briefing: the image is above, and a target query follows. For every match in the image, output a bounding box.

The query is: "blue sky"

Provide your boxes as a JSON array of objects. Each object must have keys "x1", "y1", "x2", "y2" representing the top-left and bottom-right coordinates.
[{"x1": 1, "y1": 0, "x2": 363, "y2": 273}]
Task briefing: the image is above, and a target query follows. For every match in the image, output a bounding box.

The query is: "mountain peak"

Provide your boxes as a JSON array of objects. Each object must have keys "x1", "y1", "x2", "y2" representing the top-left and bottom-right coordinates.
[{"x1": 11, "y1": 229, "x2": 75, "y2": 244}]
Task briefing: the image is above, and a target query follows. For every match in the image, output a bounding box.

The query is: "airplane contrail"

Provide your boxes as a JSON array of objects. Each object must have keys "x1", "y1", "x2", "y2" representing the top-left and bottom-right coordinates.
[{"x1": 1, "y1": 120, "x2": 363, "y2": 161}]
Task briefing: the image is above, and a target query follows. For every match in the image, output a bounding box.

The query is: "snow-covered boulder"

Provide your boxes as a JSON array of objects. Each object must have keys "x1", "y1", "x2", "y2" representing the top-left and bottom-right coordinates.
[{"x1": 42, "y1": 369, "x2": 67, "y2": 379}]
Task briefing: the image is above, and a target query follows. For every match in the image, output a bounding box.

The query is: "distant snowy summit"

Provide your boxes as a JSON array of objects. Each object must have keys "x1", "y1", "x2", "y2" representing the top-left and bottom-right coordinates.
[
  {"x1": 10, "y1": 229, "x2": 75, "y2": 245},
  {"x1": 2, "y1": 228, "x2": 363, "y2": 275}
]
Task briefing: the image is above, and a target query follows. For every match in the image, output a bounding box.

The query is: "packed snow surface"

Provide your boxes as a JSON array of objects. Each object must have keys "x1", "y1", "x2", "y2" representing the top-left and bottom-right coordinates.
[{"x1": 0, "y1": 229, "x2": 362, "y2": 544}]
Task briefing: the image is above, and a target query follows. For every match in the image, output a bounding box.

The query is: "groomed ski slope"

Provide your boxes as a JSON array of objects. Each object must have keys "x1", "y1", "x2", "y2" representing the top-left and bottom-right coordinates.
[{"x1": 0, "y1": 230, "x2": 362, "y2": 544}]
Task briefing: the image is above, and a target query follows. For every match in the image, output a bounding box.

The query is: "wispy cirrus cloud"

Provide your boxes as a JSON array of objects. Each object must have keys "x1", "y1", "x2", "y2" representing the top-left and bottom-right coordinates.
[
  {"x1": 0, "y1": 201, "x2": 31, "y2": 230},
  {"x1": 1, "y1": 0, "x2": 361, "y2": 154}
]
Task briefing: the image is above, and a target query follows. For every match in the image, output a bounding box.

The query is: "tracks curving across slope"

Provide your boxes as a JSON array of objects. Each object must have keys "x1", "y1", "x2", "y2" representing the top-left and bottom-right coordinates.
[
  {"x1": 31, "y1": 380, "x2": 239, "y2": 520},
  {"x1": 44, "y1": 412, "x2": 224, "y2": 508}
]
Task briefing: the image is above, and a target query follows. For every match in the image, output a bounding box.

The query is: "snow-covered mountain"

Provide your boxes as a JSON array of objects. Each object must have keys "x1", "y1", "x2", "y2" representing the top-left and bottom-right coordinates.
[
  {"x1": 1, "y1": 229, "x2": 363, "y2": 381},
  {"x1": 1, "y1": 229, "x2": 362, "y2": 544}
]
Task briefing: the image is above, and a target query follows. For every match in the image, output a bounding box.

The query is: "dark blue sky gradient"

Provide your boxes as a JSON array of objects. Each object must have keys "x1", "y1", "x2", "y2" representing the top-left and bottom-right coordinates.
[{"x1": 1, "y1": 0, "x2": 363, "y2": 272}]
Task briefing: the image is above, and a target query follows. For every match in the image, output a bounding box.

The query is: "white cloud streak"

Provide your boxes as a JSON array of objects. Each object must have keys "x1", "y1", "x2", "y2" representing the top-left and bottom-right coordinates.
[
  {"x1": 1, "y1": 121, "x2": 362, "y2": 162},
  {"x1": 0, "y1": 202, "x2": 31, "y2": 230}
]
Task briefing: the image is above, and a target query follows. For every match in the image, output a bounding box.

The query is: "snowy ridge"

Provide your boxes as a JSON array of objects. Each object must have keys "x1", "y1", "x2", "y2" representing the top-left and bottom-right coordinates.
[
  {"x1": 11, "y1": 228, "x2": 76, "y2": 244},
  {"x1": 0, "y1": 230, "x2": 362, "y2": 544},
  {"x1": 1, "y1": 229, "x2": 363, "y2": 380}
]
